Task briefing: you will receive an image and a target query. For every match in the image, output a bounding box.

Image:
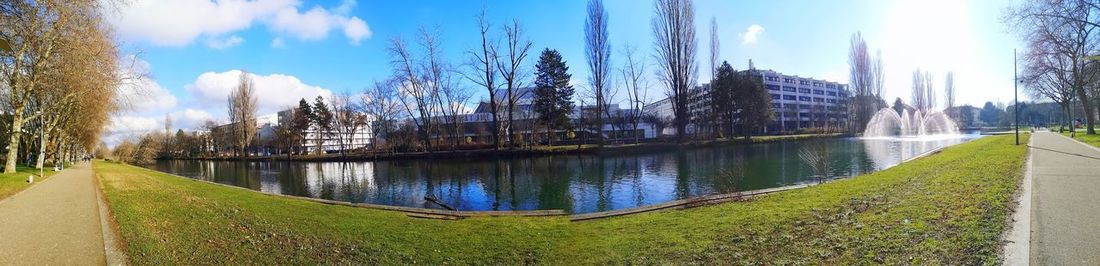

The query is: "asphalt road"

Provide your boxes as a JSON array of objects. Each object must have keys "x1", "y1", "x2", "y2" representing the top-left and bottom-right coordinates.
[{"x1": 1031, "y1": 132, "x2": 1100, "y2": 265}]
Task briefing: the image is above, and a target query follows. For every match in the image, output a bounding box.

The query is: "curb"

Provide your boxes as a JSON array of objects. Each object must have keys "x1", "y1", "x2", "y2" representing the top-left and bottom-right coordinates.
[
  {"x1": 91, "y1": 163, "x2": 129, "y2": 265},
  {"x1": 1002, "y1": 132, "x2": 1034, "y2": 265}
]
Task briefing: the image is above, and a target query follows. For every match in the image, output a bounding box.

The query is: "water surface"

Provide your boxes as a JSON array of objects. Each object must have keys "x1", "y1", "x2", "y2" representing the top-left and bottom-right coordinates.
[{"x1": 153, "y1": 134, "x2": 980, "y2": 213}]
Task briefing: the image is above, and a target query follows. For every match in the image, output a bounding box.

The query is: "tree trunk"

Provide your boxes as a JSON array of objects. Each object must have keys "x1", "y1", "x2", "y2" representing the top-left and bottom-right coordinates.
[
  {"x1": 1077, "y1": 87, "x2": 1096, "y2": 134},
  {"x1": 4, "y1": 108, "x2": 25, "y2": 173}
]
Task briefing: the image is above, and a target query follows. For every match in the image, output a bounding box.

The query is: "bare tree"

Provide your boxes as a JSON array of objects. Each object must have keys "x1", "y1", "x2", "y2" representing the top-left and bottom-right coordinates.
[
  {"x1": 227, "y1": 71, "x2": 257, "y2": 158},
  {"x1": 390, "y1": 36, "x2": 438, "y2": 151},
  {"x1": 586, "y1": 0, "x2": 612, "y2": 146},
  {"x1": 621, "y1": 45, "x2": 649, "y2": 144},
  {"x1": 494, "y1": 20, "x2": 533, "y2": 149},
  {"x1": 1022, "y1": 37, "x2": 1077, "y2": 132},
  {"x1": 652, "y1": 0, "x2": 698, "y2": 142},
  {"x1": 872, "y1": 50, "x2": 885, "y2": 100},
  {"x1": 709, "y1": 16, "x2": 719, "y2": 84},
  {"x1": 911, "y1": 69, "x2": 927, "y2": 111},
  {"x1": 332, "y1": 92, "x2": 366, "y2": 156},
  {"x1": 1008, "y1": 0, "x2": 1100, "y2": 134},
  {"x1": 361, "y1": 79, "x2": 404, "y2": 152},
  {"x1": 925, "y1": 72, "x2": 936, "y2": 110},
  {"x1": 848, "y1": 32, "x2": 873, "y2": 132},
  {"x1": 463, "y1": 9, "x2": 503, "y2": 150},
  {"x1": 944, "y1": 71, "x2": 956, "y2": 118}
]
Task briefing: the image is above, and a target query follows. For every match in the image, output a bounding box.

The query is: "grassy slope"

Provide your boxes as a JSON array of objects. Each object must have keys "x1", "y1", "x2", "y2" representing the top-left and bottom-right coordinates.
[
  {"x1": 1060, "y1": 130, "x2": 1100, "y2": 148},
  {"x1": 0, "y1": 166, "x2": 59, "y2": 200},
  {"x1": 95, "y1": 134, "x2": 1027, "y2": 264}
]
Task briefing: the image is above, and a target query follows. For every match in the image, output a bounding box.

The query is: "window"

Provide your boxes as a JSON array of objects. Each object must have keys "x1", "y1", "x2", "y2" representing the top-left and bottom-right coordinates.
[
  {"x1": 767, "y1": 85, "x2": 780, "y2": 91},
  {"x1": 799, "y1": 80, "x2": 810, "y2": 85},
  {"x1": 826, "y1": 99, "x2": 837, "y2": 103},
  {"x1": 825, "y1": 84, "x2": 836, "y2": 89},
  {"x1": 783, "y1": 95, "x2": 796, "y2": 100},
  {"x1": 799, "y1": 112, "x2": 810, "y2": 118},
  {"x1": 798, "y1": 96, "x2": 811, "y2": 101},
  {"x1": 813, "y1": 97, "x2": 825, "y2": 103},
  {"x1": 813, "y1": 82, "x2": 823, "y2": 87},
  {"x1": 783, "y1": 78, "x2": 796, "y2": 83},
  {"x1": 798, "y1": 88, "x2": 811, "y2": 94},
  {"x1": 782, "y1": 86, "x2": 797, "y2": 92},
  {"x1": 770, "y1": 94, "x2": 780, "y2": 100},
  {"x1": 827, "y1": 91, "x2": 837, "y2": 96},
  {"x1": 813, "y1": 89, "x2": 824, "y2": 95},
  {"x1": 766, "y1": 76, "x2": 780, "y2": 82}
]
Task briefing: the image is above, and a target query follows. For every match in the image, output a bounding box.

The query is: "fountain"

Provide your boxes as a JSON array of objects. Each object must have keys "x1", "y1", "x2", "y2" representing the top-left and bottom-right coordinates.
[{"x1": 863, "y1": 108, "x2": 960, "y2": 137}]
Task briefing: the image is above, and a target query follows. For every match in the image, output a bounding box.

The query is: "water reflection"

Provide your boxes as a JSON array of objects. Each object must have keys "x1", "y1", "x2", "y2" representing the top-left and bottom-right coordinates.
[{"x1": 154, "y1": 134, "x2": 980, "y2": 214}]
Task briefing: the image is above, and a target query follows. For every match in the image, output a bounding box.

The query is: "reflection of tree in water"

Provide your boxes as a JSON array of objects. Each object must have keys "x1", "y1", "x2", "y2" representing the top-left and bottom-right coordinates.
[{"x1": 798, "y1": 140, "x2": 834, "y2": 183}]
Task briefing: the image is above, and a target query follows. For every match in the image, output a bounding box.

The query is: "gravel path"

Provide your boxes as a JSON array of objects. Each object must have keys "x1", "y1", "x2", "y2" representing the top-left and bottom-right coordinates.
[{"x1": 0, "y1": 163, "x2": 107, "y2": 265}]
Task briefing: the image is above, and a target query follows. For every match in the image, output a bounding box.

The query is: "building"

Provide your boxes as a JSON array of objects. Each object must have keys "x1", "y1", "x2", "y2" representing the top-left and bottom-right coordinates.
[
  {"x1": 644, "y1": 69, "x2": 850, "y2": 135},
  {"x1": 759, "y1": 69, "x2": 849, "y2": 132}
]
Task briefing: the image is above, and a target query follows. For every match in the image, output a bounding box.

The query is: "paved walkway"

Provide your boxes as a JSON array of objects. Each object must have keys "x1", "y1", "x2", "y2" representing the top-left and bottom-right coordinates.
[
  {"x1": 1030, "y1": 132, "x2": 1100, "y2": 265},
  {"x1": 0, "y1": 163, "x2": 108, "y2": 265}
]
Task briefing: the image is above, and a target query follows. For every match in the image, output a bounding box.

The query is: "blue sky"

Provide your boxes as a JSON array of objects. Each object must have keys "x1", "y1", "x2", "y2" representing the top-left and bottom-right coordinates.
[{"x1": 106, "y1": 0, "x2": 1023, "y2": 144}]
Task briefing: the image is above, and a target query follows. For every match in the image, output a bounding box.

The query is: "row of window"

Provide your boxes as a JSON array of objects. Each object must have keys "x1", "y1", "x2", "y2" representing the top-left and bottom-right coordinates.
[
  {"x1": 770, "y1": 94, "x2": 842, "y2": 104},
  {"x1": 764, "y1": 75, "x2": 839, "y2": 89},
  {"x1": 767, "y1": 85, "x2": 846, "y2": 97}
]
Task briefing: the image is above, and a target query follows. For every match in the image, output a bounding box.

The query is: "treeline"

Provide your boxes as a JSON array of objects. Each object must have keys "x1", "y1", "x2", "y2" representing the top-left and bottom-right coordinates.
[{"x1": 0, "y1": 1, "x2": 121, "y2": 171}]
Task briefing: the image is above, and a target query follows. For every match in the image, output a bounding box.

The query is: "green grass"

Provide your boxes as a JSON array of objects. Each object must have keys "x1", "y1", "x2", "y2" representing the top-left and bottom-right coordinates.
[
  {"x1": 95, "y1": 134, "x2": 1028, "y2": 264},
  {"x1": 0, "y1": 165, "x2": 59, "y2": 200},
  {"x1": 1060, "y1": 129, "x2": 1100, "y2": 148}
]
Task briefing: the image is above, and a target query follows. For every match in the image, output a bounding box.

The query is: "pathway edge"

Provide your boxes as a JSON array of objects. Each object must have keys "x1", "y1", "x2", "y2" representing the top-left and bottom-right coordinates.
[
  {"x1": 92, "y1": 164, "x2": 129, "y2": 265},
  {"x1": 1002, "y1": 132, "x2": 1033, "y2": 265}
]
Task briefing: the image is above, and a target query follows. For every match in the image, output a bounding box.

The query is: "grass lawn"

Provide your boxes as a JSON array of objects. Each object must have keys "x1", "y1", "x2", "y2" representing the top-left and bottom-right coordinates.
[
  {"x1": 95, "y1": 134, "x2": 1027, "y2": 264},
  {"x1": 0, "y1": 165, "x2": 59, "y2": 200},
  {"x1": 1060, "y1": 129, "x2": 1100, "y2": 148}
]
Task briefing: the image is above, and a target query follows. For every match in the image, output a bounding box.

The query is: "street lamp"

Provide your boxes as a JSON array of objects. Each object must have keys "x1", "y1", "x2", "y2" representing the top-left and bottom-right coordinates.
[{"x1": 1014, "y1": 49, "x2": 1019, "y2": 145}]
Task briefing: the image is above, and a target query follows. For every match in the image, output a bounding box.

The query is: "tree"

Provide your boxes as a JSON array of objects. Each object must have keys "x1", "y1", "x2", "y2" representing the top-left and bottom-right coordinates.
[
  {"x1": 1022, "y1": 40, "x2": 1076, "y2": 132},
  {"x1": 711, "y1": 62, "x2": 736, "y2": 137},
  {"x1": 495, "y1": 20, "x2": 533, "y2": 149},
  {"x1": 533, "y1": 49, "x2": 574, "y2": 146},
  {"x1": 652, "y1": 0, "x2": 698, "y2": 142},
  {"x1": 292, "y1": 99, "x2": 313, "y2": 155},
  {"x1": 586, "y1": 0, "x2": 612, "y2": 146},
  {"x1": 980, "y1": 102, "x2": 1004, "y2": 125},
  {"x1": 944, "y1": 71, "x2": 956, "y2": 119},
  {"x1": 332, "y1": 92, "x2": 366, "y2": 156},
  {"x1": 1008, "y1": 0, "x2": 1100, "y2": 134},
  {"x1": 848, "y1": 32, "x2": 881, "y2": 133},
  {"x1": 390, "y1": 35, "x2": 437, "y2": 151},
  {"x1": 463, "y1": 9, "x2": 502, "y2": 150},
  {"x1": 312, "y1": 96, "x2": 334, "y2": 154},
  {"x1": 709, "y1": 17, "x2": 719, "y2": 87},
  {"x1": 892, "y1": 97, "x2": 907, "y2": 116},
  {"x1": 227, "y1": 71, "x2": 257, "y2": 158},
  {"x1": 620, "y1": 45, "x2": 649, "y2": 144},
  {"x1": 2, "y1": 0, "x2": 119, "y2": 172},
  {"x1": 733, "y1": 68, "x2": 774, "y2": 139},
  {"x1": 362, "y1": 79, "x2": 403, "y2": 152}
]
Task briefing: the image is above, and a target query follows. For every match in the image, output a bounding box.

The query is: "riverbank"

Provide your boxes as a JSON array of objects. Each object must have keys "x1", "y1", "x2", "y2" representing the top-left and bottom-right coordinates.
[
  {"x1": 0, "y1": 166, "x2": 60, "y2": 201},
  {"x1": 167, "y1": 133, "x2": 847, "y2": 163},
  {"x1": 95, "y1": 134, "x2": 1026, "y2": 264}
]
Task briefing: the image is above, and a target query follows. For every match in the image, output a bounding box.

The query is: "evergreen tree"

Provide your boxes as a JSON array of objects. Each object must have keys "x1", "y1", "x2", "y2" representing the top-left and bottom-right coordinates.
[
  {"x1": 892, "y1": 97, "x2": 906, "y2": 116},
  {"x1": 312, "y1": 96, "x2": 334, "y2": 154},
  {"x1": 711, "y1": 62, "x2": 736, "y2": 138},
  {"x1": 533, "y1": 49, "x2": 574, "y2": 146},
  {"x1": 292, "y1": 98, "x2": 313, "y2": 154},
  {"x1": 732, "y1": 68, "x2": 774, "y2": 139}
]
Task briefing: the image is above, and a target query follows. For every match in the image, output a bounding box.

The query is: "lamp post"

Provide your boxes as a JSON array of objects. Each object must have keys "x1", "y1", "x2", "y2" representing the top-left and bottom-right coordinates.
[{"x1": 1015, "y1": 49, "x2": 1019, "y2": 145}]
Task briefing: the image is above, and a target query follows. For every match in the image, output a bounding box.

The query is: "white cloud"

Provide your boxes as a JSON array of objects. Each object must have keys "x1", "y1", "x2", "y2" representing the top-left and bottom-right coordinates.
[
  {"x1": 271, "y1": 37, "x2": 286, "y2": 48},
  {"x1": 740, "y1": 24, "x2": 765, "y2": 45},
  {"x1": 206, "y1": 35, "x2": 245, "y2": 49},
  {"x1": 185, "y1": 70, "x2": 333, "y2": 115},
  {"x1": 105, "y1": 0, "x2": 371, "y2": 47},
  {"x1": 343, "y1": 17, "x2": 371, "y2": 45}
]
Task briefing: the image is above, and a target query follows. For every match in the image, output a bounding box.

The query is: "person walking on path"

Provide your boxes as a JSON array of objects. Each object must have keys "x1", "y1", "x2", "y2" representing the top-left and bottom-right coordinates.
[{"x1": 0, "y1": 162, "x2": 121, "y2": 265}]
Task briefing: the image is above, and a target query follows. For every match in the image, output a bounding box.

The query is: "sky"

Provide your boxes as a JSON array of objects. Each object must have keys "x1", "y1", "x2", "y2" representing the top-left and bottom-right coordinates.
[{"x1": 104, "y1": 0, "x2": 1025, "y2": 146}]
